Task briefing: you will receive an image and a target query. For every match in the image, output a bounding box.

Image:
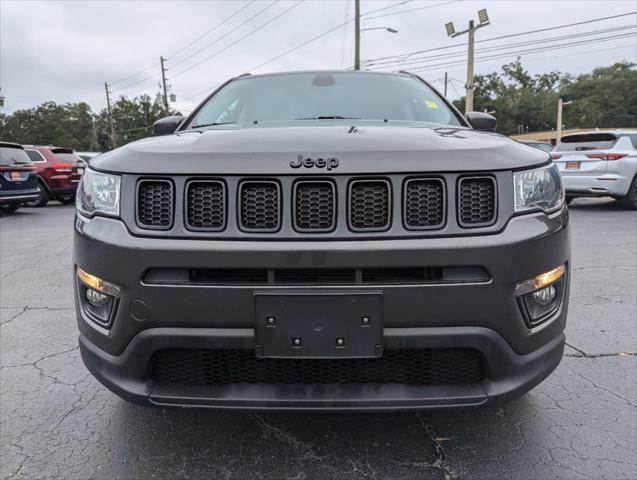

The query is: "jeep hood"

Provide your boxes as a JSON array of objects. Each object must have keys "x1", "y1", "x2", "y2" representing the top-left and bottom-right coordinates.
[{"x1": 92, "y1": 124, "x2": 549, "y2": 175}]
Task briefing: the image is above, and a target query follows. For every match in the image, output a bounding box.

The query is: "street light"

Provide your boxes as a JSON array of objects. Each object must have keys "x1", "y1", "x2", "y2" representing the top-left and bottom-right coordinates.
[
  {"x1": 360, "y1": 26, "x2": 399, "y2": 34},
  {"x1": 354, "y1": 26, "x2": 399, "y2": 70},
  {"x1": 445, "y1": 9, "x2": 491, "y2": 113}
]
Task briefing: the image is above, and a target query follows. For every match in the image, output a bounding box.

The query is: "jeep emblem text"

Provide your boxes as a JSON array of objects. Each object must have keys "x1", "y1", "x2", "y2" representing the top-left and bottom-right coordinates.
[{"x1": 290, "y1": 155, "x2": 339, "y2": 171}]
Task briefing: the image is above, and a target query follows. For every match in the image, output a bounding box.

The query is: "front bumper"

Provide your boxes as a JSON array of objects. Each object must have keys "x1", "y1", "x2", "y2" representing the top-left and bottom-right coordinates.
[{"x1": 74, "y1": 207, "x2": 570, "y2": 410}]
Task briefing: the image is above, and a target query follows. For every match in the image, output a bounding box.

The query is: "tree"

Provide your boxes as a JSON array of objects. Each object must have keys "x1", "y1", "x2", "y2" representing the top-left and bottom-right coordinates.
[
  {"x1": 0, "y1": 102, "x2": 96, "y2": 149},
  {"x1": 453, "y1": 60, "x2": 636, "y2": 135},
  {"x1": 95, "y1": 94, "x2": 174, "y2": 150}
]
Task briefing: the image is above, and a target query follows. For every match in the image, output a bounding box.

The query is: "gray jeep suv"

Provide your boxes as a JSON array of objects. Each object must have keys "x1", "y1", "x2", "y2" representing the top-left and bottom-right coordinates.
[{"x1": 74, "y1": 71, "x2": 570, "y2": 410}]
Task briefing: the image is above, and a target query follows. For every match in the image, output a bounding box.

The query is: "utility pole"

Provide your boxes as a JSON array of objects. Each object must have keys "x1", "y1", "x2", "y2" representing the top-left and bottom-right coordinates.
[
  {"x1": 443, "y1": 72, "x2": 448, "y2": 97},
  {"x1": 445, "y1": 9, "x2": 491, "y2": 113},
  {"x1": 160, "y1": 56, "x2": 169, "y2": 114},
  {"x1": 354, "y1": 0, "x2": 360, "y2": 70},
  {"x1": 466, "y1": 21, "x2": 475, "y2": 112},
  {"x1": 556, "y1": 95, "x2": 572, "y2": 143},
  {"x1": 104, "y1": 82, "x2": 116, "y2": 149}
]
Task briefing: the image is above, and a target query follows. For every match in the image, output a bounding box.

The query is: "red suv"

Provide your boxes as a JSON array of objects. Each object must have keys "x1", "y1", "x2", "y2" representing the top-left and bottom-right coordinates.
[{"x1": 23, "y1": 146, "x2": 86, "y2": 206}]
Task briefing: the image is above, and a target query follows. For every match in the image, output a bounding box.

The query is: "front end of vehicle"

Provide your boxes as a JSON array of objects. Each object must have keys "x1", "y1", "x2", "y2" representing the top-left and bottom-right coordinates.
[{"x1": 73, "y1": 143, "x2": 569, "y2": 410}]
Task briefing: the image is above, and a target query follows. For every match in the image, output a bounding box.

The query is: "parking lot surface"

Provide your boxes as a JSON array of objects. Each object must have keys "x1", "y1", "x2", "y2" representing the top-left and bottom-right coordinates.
[{"x1": 1, "y1": 199, "x2": 636, "y2": 480}]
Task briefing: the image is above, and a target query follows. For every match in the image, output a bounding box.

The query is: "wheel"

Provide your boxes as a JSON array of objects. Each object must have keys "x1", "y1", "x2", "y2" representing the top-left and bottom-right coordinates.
[
  {"x1": 619, "y1": 176, "x2": 637, "y2": 210},
  {"x1": 25, "y1": 184, "x2": 50, "y2": 207},
  {"x1": 0, "y1": 203, "x2": 20, "y2": 215},
  {"x1": 58, "y1": 195, "x2": 75, "y2": 205}
]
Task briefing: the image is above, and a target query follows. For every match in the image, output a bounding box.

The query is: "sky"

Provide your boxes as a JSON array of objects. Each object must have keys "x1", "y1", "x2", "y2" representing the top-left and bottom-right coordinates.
[{"x1": 1, "y1": 0, "x2": 636, "y2": 115}]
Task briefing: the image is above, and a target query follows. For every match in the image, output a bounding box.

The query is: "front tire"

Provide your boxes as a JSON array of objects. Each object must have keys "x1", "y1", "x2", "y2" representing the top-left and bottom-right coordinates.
[
  {"x1": 58, "y1": 194, "x2": 75, "y2": 205},
  {"x1": 25, "y1": 185, "x2": 50, "y2": 208},
  {"x1": 0, "y1": 203, "x2": 21, "y2": 215},
  {"x1": 619, "y1": 176, "x2": 637, "y2": 210}
]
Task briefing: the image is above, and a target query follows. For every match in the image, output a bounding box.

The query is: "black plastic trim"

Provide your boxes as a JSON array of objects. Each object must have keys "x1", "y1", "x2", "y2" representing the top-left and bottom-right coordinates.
[
  {"x1": 402, "y1": 176, "x2": 447, "y2": 231},
  {"x1": 184, "y1": 178, "x2": 227, "y2": 232},
  {"x1": 292, "y1": 179, "x2": 337, "y2": 233},
  {"x1": 457, "y1": 175, "x2": 498, "y2": 228},
  {"x1": 135, "y1": 178, "x2": 174, "y2": 231}
]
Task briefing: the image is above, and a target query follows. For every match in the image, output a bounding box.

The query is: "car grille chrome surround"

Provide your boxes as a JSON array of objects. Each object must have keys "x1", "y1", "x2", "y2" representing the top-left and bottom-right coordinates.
[
  {"x1": 149, "y1": 347, "x2": 487, "y2": 386},
  {"x1": 293, "y1": 180, "x2": 336, "y2": 232},
  {"x1": 348, "y1": 179, "x2": 391, "y2": 232},
  {"x1": 403, "y1": 178, "x2": 446, "y2": 229},
  {"x1": 131, "y1": 173, "x2": 502, "y2": 236},
  {"x1": 136, "y1": 179, "x2": 173, "y2": 229},
  {"x1": 185, "y1": 180, "x2": 226, "y2": 231},
  {"x1": 458, "y1": 176, "x2": 497, "y2": 227},
  {"x1": 238, "y1": 180, "x2": 281, "y2": 232}
]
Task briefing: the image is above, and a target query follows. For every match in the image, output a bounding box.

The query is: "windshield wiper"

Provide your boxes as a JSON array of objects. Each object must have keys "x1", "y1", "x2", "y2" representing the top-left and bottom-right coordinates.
[
  {"x1": 190, "y1": 122, "x2": 238, "y2": 129},
  {"x1": 295, "y1": 116, "x2": 359, "y2": 120}
]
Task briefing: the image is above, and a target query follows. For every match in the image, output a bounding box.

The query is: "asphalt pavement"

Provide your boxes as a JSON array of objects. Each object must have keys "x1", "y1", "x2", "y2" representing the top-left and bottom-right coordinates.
[{"x1": 1, "y1": 198, "x2": 635, "y2": 480}]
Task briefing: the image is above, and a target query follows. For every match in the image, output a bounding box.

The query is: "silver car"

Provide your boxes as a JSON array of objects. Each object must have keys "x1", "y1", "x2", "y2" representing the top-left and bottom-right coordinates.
[{"x1": 553, "y1": 130, "x2": 637, "y2": 209}]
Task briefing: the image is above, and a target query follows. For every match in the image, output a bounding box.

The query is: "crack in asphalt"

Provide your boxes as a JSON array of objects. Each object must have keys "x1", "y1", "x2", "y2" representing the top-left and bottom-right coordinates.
[
  {"x1": 564, "y1": 342, "x2": 636, "y2": 358},
  {"x1": 416, "y1": 414, "x2": 455, "y2": 480},
  {"x1": 0, "y1": 305, "x2": 74, "y2": 326}
]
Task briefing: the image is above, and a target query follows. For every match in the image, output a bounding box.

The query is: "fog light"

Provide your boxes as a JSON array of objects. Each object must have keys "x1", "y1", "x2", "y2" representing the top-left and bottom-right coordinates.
[
  {"x1": 86, "y1": 288, "x2": 108, "y2": 307},
  {"x1": 76, "y1": 268, "x2": 119, "y2": 328},
  {"x1": 533, "y1": 285, "x2": 556, "y2": 306}
]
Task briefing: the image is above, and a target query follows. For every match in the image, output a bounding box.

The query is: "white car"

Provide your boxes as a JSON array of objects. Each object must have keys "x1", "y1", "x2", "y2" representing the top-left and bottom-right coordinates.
[{"x1": 553, "y1": 130, "x2": 637, "y2": 209}]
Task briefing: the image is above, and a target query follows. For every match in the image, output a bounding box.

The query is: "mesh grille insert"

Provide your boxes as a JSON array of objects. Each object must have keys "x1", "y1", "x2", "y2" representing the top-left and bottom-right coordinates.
[
  {"x1": 150, "y1": 348, "x2": 486, "y2": 386},
  {"x1": 294, "y1": 181, "x2": 336, "y2": 232},
  {"x1": 137, "y1": 180, "x2": 173, "y2": 229},
  {"x1": 186, "y1": 181, "x2": 225, "y2": 231},
  {"x1": 239, "y1": 181, "x2": 280, "y2": 232},
  {"x1": 349, "y1": 180, "x2": 391, "y2": 231},
  {"x1": 404, "y1": 179, "x2": 445, "y2": 229},
  {"x1": 459, "y1": 177, "x2": 497, "y2": 226}
]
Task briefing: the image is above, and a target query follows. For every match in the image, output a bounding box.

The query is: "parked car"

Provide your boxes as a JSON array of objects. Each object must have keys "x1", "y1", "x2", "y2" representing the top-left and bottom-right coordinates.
[
  {"x1": 0, "y1": 142, "x2": 40, "y2": 214},
  {"x1": 23, "y1": 146, "x2": 86, "y2": 207},
  {"x1": 552, "y1": 130, "x2": 637, "y2": 209},
  {"x1": 74, "y1": 70, "x2": 569, "y2": 410},
  {"x1": 518, "y1": 140, "x2": 554, "y2": 154},
  {"x1": 75, "y1": 151, "x2": 102, "y2": 163}
]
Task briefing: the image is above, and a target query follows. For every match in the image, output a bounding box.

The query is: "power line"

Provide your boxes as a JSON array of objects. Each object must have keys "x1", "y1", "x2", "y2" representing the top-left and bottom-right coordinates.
[
  {"x1": 108, "y1": 1, "x2": 256, "y2": 91},
  {"x1": 167, "y1": 0, "x2": 257, "y2": 60},
  {"x1": 168, "y1": 0, "x2": 279, "y2": 71},
  {"x1": 251, "y1": 0, "x2": 455, "y2": 72},
  {"x1": 171, "y1": 0, "x2": 305, "y2": 80},
  {"x1": 367, "y1": 24, "x2": 637, "y2": 69},
  {"x1": 361, "y1": 11, "x2": 637, "y2": 65},
  {"x1": 363, "y1": 0, "x2": 459, "y2": 21},
  {"x1": 404, "y1": 32, "x2": 637, "y2": 73}
]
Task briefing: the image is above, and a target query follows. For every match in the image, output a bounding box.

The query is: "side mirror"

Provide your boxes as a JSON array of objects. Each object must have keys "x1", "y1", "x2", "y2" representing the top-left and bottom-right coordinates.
[
  {"x1": 152, "y1": 115, "x2": 184, "y2": 136},
  {"x1": 466, "y1": 112, "x2": 497, "y2": 132}
]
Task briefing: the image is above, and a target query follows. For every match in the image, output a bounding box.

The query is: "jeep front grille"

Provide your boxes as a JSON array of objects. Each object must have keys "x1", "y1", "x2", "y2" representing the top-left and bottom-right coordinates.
[
  {"x1": 293, "y1": 180, "x2": 336, "y2": 232},
  {"x1": 132, "y1": 174, "x2": 501, "y2": 235},
  {"x1": 186, "y1": 180, "x2": 225, "y2": 231},
  {"x1": 458, "y1": 177, "x2": 497, "y2": 227},
  {"x1": 404, "y1": 178, "x2": 445, "y2": 229},
  {"x1": 150, "y1": 348, "x2": 486, "y2": 386},
  {"x1": 239, "y1": 181, "x2": 281, "y2": 232},
  {"x1": 137, "y1": 180, "x2": 173, "y2": 229},
  {"x1": 349, "y1": 179, "x2": 391, "y2": 231}
]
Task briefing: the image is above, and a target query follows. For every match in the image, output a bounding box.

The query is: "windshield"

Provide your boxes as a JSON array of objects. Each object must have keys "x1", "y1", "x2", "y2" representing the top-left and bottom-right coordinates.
[
  {"x1": 0, "y1": 146, "x2": 31, "y2": 166},
  {"x1": 188, "y1": 72, "x2": 462, "y2": 128}
]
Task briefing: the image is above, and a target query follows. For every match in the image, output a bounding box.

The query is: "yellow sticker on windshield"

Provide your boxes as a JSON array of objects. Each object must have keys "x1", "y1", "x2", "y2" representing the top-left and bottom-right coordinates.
[{"x1": 425, "y1": 100, "x2": 439, "y2": 109}]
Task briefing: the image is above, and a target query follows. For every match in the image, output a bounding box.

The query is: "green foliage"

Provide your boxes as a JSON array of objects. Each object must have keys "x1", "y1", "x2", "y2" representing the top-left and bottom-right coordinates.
[
  {"x1": 453, "y1": 60, "x2": 637, "y2": 135},
  {"x1": 0, "y1": 95, "x2": 174, "y2": 151}
]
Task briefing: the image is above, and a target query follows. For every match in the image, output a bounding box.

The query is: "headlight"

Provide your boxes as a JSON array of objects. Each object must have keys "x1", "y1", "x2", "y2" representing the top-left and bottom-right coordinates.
[
  {"x1": 513, "y1": 163, "x2": 564, "y2": 213},
  {"x1": 76, "y1": 169, "x2": 120, "y2": 217}
]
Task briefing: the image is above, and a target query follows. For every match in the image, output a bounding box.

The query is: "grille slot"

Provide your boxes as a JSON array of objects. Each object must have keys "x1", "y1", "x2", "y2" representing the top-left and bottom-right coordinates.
[
  {"x1": 404, "y1": 178, "x2": 445, "y2": 229},
  {"x1": 186, "y1": 180, "x2": 225, "y2": 231},
  {"x1": 458, "y1": 177, "x2": 497, "y2": 227},
  {"x1": 137, "y1": 180, "x2": 173, "y2": 229},
  {"x1": 349, "y1": 179, "x2": 391, "y2": 232},
  {"x1": 238, "y1": 181, "x2": 281, "y2": 232},
  {"x1": 150, "y1": 348, "x2": 486, "y2": 386},
  {"x1": 293, "y1": 181, "x2": 336, "y2": 232}
]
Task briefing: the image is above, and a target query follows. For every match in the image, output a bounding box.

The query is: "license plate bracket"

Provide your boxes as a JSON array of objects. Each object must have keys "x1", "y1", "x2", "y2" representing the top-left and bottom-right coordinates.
[{"x1": 255, "y1": 292, "x2": 383, "y2": 359}]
